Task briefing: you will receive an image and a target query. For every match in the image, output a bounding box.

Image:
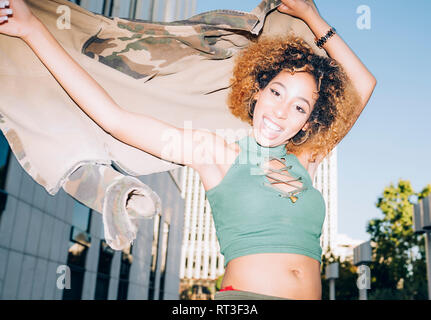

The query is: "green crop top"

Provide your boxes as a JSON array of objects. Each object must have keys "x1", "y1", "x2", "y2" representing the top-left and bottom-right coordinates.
[{"x1": 205, "y1": 134, "x2": 326, "y2": 268}]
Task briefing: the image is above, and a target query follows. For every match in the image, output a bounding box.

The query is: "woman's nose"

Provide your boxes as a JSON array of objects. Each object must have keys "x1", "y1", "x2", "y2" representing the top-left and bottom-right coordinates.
[{"x1": 273, "y1": 103, "x2": 289, "y2": 119}]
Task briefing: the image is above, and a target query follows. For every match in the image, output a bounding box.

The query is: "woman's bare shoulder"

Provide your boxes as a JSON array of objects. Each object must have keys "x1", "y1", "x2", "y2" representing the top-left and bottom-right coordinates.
[
  {"x1": 195, "y1": 137, "x2": 241, "y2": 192},
  {"x1": 294, "y1": 150, "x2": 325, "y2": 182}
]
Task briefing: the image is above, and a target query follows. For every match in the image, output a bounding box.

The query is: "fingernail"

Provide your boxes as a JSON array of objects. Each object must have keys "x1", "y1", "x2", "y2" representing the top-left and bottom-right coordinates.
[
  {"x1": 4, "y1": 9, "x2": 12, "y2": 14},
  {"x1": 0, "y1": 16, "x2": 7, "y2": 22}
]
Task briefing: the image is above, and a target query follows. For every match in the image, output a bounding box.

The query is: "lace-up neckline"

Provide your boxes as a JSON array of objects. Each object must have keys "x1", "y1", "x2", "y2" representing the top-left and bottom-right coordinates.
[
  {"x1": 205, "y1": 134, "x2": 326, "y2": 268},
  {"x1": 242, "y1": 134, "x2": 307, "y2": 203}
]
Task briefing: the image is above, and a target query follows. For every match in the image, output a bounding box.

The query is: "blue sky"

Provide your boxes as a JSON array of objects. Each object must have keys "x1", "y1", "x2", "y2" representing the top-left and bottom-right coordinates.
[{"x1": 196, "y1": 0, "x2": 431, "y2": 242}]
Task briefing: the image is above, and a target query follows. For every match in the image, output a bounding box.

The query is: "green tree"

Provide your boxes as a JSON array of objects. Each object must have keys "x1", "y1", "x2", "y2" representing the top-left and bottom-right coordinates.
[
  {"x1": 366, "y1": 179, "x2": 430, "y2": 300},
  {"x1": 321, "y1": 250, "x2": 359, "y2": 300},
  {"x1": 215, "y1": 274, "x2": 223, "y2": 292}
]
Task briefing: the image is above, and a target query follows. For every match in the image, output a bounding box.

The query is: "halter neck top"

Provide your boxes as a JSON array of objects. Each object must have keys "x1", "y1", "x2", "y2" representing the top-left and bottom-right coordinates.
[{"x1": 205, "y1": 134, "x2": 326, "y2": 268}]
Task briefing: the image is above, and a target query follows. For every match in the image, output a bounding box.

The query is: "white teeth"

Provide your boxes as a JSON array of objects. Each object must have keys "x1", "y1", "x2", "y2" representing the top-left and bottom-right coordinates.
[{"x1": 263, "y1": 117, "x2": 282, "y2": 132}]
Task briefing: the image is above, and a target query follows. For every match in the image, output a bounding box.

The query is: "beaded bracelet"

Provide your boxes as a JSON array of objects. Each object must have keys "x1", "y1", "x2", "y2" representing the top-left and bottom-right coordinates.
[{"x1": 315, "y1": 27, "x2": 336, "y2": 49}]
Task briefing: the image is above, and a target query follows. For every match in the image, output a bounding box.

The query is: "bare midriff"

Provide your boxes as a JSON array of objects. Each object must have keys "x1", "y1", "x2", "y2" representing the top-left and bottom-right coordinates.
[{"x1": 220, "y1": 253, "x2": 322, "y2": 300}]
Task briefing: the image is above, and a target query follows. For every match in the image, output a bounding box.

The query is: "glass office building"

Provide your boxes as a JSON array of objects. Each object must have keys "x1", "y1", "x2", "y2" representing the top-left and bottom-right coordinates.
[{"x1": 0, "y1": 0, "x2": 196, "y2": 300}]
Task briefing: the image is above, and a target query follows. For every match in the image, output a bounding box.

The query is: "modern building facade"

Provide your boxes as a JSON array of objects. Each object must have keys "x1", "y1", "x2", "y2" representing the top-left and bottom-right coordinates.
[
  {"x1": 314, "y1": 148, "x2": 338, "y2": 255},
  {"x1": 179, "y1": 147, "x2": 339, "y2": 290},
  {"x1": 0, "y1": 0, "x2": 197, "y2": 300},
  {"x1": 0, "y1": 132, "x2": 184, "y2": 300}
]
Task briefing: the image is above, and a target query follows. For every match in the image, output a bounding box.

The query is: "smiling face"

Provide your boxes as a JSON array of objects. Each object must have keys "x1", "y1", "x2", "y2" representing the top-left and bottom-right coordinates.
[{"x1": 252, "y1": 70, "x2": 319, "y2": 147}]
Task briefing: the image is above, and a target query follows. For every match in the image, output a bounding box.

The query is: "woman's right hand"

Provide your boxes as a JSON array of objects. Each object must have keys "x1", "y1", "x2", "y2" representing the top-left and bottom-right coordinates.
[{"x1": 0, "y1": 0, "x2": 40, "y2": 39}]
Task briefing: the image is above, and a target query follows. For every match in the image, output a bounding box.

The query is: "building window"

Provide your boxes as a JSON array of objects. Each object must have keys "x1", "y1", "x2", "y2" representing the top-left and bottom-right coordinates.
[
  {"x1": 63, "y1": 202, "x2": 92, "y2": 300},
  {"x1": 0, "y1": 131, "x2": 11, "y2": 189},
  {"x1": 0, "y1": 132, "x2": 11, "y2": 219},
  {"x1": 102, "y1": 0, "x2": 115, "y2": 16},
  {"x1": 158, "y1": 221, "x2": 170, "y2": 300},
  {"x1": 63, "y1": 241, "x2": 89, "y2": 300},
  {"x1": 117, "y1": 244, "x2": 133, "y2": 300},
  {"x1": 148, "y1": 214, "x2": 161, "y2": 300},
  {"x1": 95, "y1": 240, "x2": 115, "y2": 300}
]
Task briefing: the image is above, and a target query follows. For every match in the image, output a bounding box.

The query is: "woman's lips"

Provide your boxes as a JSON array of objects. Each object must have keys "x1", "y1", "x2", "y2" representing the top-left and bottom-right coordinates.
[{"x1": 260, "y1": 116, "x2": 283, "y2": 139}]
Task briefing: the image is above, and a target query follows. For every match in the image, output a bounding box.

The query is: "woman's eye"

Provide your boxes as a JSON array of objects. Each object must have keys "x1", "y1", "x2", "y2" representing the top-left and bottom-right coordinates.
[
  {"x1": 270, "y1": 89, "x2": 280, "y2": 97},
  {"x1": 296, "y1": 105, "x2": 306, "y2": 114}
]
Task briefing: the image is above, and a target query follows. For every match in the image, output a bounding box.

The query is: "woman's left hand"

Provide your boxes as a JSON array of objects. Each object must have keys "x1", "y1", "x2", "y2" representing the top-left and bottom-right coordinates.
[{"x1": 277, "y1": 0, "x2": 319, "y2": 22}]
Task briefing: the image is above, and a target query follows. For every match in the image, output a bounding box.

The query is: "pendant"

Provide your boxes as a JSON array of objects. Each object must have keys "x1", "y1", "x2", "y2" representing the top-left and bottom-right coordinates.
[{"x1": 289, "y1": 196, "x2": 298, "y2": 203}]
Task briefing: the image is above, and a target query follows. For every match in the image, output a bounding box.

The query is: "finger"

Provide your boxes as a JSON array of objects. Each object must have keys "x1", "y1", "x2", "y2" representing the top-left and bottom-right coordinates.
[
  {"x1": 0, "y1": 0, "x2": 9, "y2": 9},
  {"x1": 0, "y1": 8, "x2": 12, "y2": 16},
  {"x1": 0, "y1": 8, "x2": 12, "y2": 23},
  {"x1": 277, "y1": 4, "x2": 287, "y2": 11},
  {"x1": 277, "y1": 4, "x2": 292, "y2": 14}
]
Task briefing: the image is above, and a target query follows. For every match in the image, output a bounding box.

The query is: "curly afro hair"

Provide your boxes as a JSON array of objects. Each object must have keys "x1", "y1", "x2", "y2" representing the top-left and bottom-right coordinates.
[{"x1": 228, "y1": 33, "x2": 361, "y2": 162}]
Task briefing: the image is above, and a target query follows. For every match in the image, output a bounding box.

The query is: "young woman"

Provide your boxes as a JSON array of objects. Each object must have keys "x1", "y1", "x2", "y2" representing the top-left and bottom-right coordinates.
[{"x1": 0, "y1": 0, "x2": 376, "y2": 300}]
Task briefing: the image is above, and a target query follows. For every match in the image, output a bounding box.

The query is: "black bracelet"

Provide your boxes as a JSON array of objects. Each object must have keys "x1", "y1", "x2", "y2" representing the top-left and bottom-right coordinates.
[{"x1": 315, "y1": 27, "x2": 336, "y2": 49}]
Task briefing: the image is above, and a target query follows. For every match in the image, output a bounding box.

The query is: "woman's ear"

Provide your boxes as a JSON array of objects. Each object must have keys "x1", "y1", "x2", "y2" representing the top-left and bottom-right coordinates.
[{"x1": 302, "y1": 122, "x2": 310, "y2": 131}]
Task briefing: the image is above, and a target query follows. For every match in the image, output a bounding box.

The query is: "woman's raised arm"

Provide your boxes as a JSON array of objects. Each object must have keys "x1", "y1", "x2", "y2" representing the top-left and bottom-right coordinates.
[
  {"x1": 0, "y1": 0, "x2": 223, "y2": 170},
  {"x1": 278, "y1": 0, "x2": 377, "y2": 155},
  {"x1": 279, "y1": 0, "x2": 377, "y2": 107}
]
